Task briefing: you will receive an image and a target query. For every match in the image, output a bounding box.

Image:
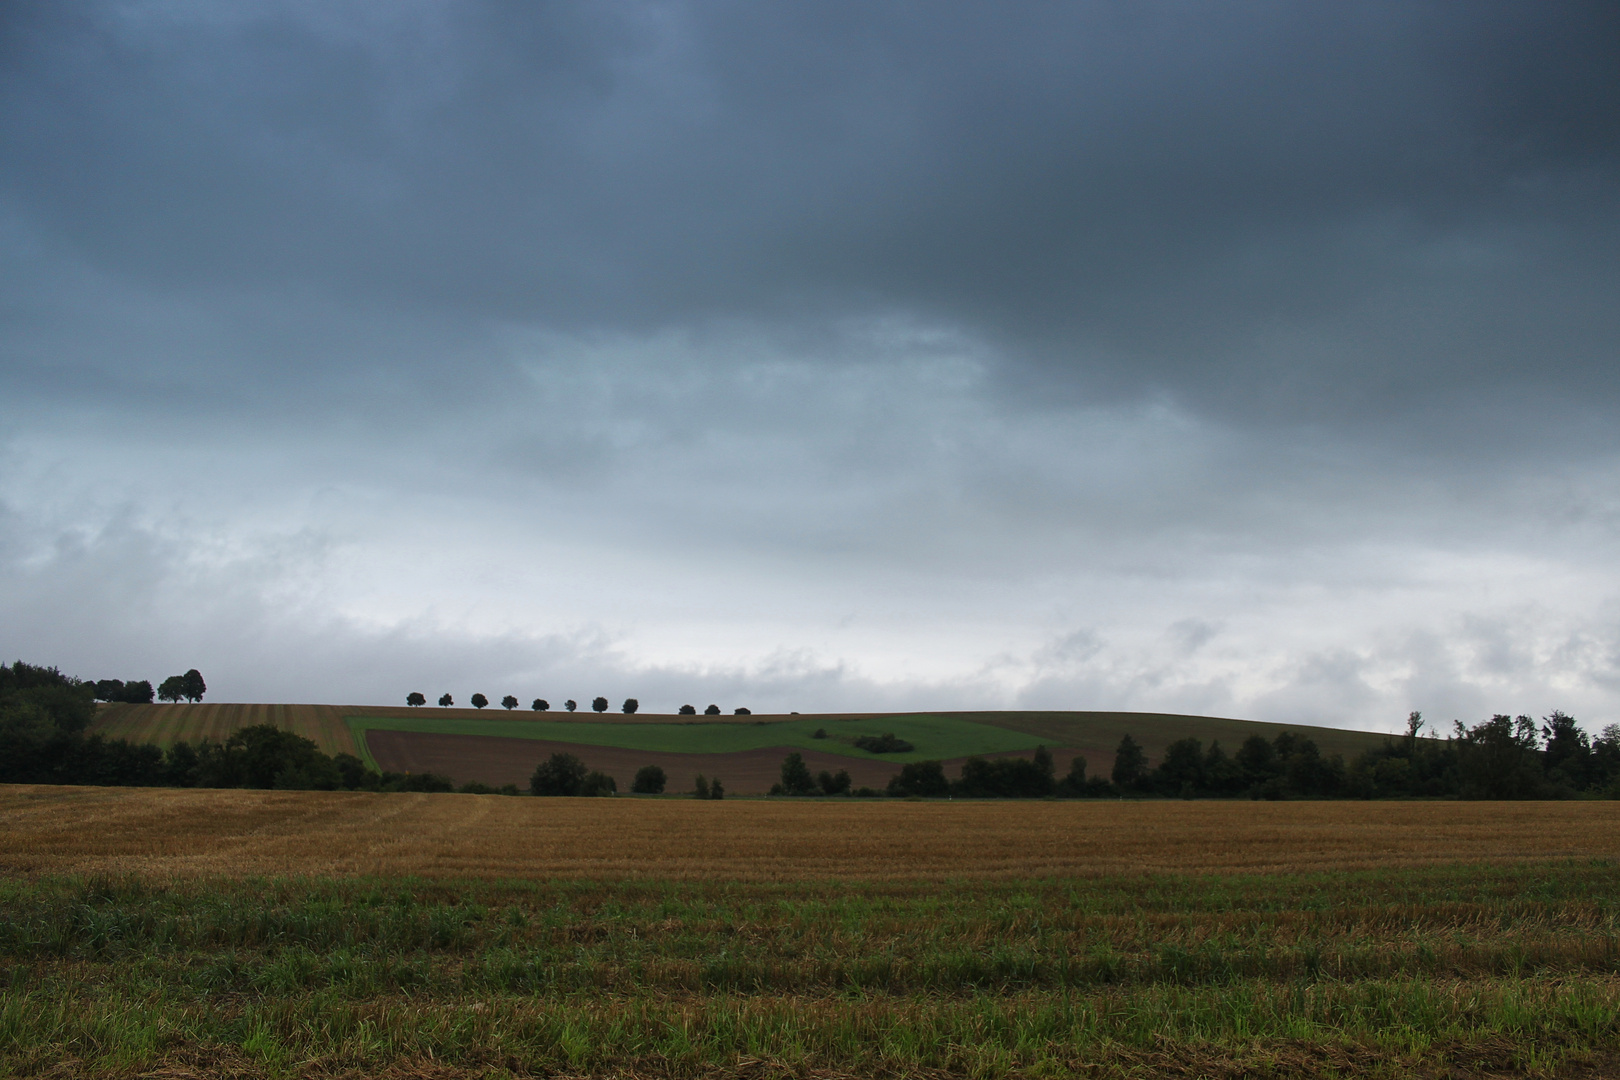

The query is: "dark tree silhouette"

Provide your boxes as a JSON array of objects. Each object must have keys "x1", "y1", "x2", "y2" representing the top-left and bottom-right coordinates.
[
  {"x1": 406, "y1": 692, "x2": 426, "y2": 707},
  {"x1": 532, "y1": 699, "x2": 549, "y2": 712},
  {"x1": 592, "y1": 696, "x2": 609, "y2": 713},
  {"x1": 678, "y1": 704, "x2": 696, "y2": 715},
  {"x1": 622, "y1": 698, "x2": 639, "y2": 714},
  {"x1": 632, "y1": 764, "x2": 666, "y2": 793},
  {"x1": 180, "y1": 669, "x2": 206, "y2": 703},
  {"x1": 779, "y1": 752, "x2": 816, "y2": 795},
  {"x1": 564, "y1": 699, "x2": 577, "y2": 712},
  {"x1": 501, "y1": 695, "x2": 519, "y2": 710},
  {"x1": 439, "y1": 693, "x2": 454, "y2": 707},
  {"x1": 734, "y1": 707, "x2": 751, "y2": 715},
  {"x1": 157, "y1": 675, "x2": 186, "y2": 704},
  {"x1": 1111, "y1": 734, "x2": 1147, "y2": 789},
  {"x1": 470, "y1": 693, "x2": 489, "y2": 710},
  {"x1": 704, "y1": 704, "x2": 720, "y2": 716},
  {"x1": 530, "y1": 753, "x2": 588, "y2": 796}
]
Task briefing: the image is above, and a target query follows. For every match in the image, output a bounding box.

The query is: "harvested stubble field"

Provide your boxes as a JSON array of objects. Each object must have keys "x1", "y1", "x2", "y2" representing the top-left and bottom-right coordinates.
[{"x1": 2, "y1": 789, "x2": 1619, "y2": 1079}]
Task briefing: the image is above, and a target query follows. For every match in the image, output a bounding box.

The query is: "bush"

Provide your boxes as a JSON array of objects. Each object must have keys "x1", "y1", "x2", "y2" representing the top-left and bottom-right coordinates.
[
  {"x1": 854, "y1": 733, "x2": 914, "y2": 754},
  {"x1": 708, "y1": 777, "x2": 724, "y2": 799},
  {"x1": 693, "y1": 774, "x2": 710, "y2": 799},
  {"x1": 632, "y1": 764, "x2": 667, "y2": 793},
  {"x1": 817, "y1": 768, "x2": 851, "y2": 795},
  {"x1": 704, "y1": 704, "x2": 720, "y2": 715},
  {"x1": 734, "y1": 707, "x2": 751, "y2": 715},
  {"x1": 530, "y1": 753, "x2": 588, "y2": 796},
  {"x1": 580, "y1": 770, "x2": 617, "y2": 797},
  {"x1": 887, "y1": 760, "x2": 949, "y2": 797},
  {"x1": 779, "y1": 752, "x2": 817, "y2": 795},
  {"x1": 812, "y1": 727, "x2": 827, "y2": 739}
]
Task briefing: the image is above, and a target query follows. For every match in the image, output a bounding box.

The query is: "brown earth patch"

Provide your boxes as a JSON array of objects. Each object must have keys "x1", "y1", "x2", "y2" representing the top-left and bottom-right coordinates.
[
  {"x1": 366, "y1": 729, "x2": 1082, "y2": 793},
  {"x1": 3, "y1": 786, "x2": 1618, "y2": 882}
]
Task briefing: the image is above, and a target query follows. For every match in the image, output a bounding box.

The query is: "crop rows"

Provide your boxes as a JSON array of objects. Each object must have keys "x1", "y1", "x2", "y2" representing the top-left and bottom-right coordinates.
[{"x1": 1, "y1": 863, "x2": 1618, "y2": 1077}]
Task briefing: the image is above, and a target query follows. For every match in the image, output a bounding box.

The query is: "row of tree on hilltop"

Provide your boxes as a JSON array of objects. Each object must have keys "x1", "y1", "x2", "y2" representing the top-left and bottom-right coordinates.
[
  {"x1": 88, "y1": 670, "x2": 206, "y2": 704},
  {"x1": 406, "y1": 692, "x2": 751, "y2": 715}
]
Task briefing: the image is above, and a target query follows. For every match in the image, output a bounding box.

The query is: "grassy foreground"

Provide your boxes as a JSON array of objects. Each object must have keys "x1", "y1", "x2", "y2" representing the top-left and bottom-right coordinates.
[
  {"x1": 2, "y1": 863, "x2": 1618, "y2": 1078},
  {"x1": 4, "y1": 792, "x2": 1619, "y2": 1077}
]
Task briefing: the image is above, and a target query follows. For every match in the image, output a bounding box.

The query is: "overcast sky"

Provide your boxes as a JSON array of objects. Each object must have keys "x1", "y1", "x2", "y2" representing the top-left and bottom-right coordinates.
[{"x1": 3, "y1": 2, "x2": 1618, "y2": 732}]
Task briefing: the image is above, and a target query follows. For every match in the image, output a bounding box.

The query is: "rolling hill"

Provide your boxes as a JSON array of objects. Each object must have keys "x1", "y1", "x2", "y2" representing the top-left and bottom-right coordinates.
[{"x1": 91, "y1": 703, "x2": 1397, "y2": 793}]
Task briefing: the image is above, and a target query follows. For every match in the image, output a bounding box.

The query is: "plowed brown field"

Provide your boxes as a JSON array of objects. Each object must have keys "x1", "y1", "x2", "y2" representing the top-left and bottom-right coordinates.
[
  {"x1": 365, "y1": 729, "x2": 1078, "y2": 792},
  {"x1": 2, "y1": 785, "x2": 1616, "y2": 881}
]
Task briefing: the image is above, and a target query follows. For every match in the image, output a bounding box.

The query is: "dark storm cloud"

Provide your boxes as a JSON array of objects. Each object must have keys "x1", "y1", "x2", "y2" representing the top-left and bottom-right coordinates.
[{"x1": 3, "y1": 1, "x2": 1617, "y2": 428}]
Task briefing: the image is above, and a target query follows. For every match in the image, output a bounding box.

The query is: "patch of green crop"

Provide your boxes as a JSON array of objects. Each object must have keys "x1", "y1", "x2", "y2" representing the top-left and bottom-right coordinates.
[
  {"x1": 2, "y1": 861, "x2": 1617, "y2": 1078},
  {"x1": 346, "y1": 712, "x2": 1047, "y2": 762}
]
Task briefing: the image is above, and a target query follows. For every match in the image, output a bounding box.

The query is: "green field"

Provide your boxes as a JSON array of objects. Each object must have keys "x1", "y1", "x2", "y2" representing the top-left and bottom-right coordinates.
[
  {"x1": 346, "y1": 711, "x2": 1048, "y2": 763},
  {"x1": 4, "y1": 861, "x2": 1617, "y2": 1078}
]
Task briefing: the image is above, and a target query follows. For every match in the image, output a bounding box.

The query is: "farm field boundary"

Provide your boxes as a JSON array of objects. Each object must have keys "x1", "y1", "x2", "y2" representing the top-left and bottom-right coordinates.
[{"x1": 3, "y1": 785, "x2": 1617, "y2": 881}]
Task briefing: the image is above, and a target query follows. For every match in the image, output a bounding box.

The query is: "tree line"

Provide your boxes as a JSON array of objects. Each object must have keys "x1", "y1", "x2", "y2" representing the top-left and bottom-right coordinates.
[
  {"x1": 871, "y1": 712, "x2": 1620, "y2": 800},
  {"x1": 409, "y1": 693, "x2": 752, "y2": 716}
]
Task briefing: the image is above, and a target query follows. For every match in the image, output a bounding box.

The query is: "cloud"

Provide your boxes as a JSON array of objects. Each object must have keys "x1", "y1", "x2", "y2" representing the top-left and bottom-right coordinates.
[{"x1": 0, "y1": 2, "x2": 1617, "y2": 731}]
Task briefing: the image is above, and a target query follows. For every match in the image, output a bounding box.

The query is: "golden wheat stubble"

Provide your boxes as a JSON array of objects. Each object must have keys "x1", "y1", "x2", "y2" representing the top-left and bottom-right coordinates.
[{"x1": 3, "y1": 787, "x2": 1619, "y2": 881}]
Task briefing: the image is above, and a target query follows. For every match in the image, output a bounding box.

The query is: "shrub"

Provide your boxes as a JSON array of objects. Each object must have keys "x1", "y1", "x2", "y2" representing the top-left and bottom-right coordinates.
[
  {"x1": 632, "y1": 764, "x2": 667, "y2": 793},
  {"x1": 580, "y1": 770, "x2": 617, "y2": 797},
  {"x1": 812, "y1": 727, "x2": 827, "y2": 739},
  {"x1": 530, "y1": 753, "x2": 588, "y2": 797},
  {"x1": 887, "y1": 760, "x2": 948, "y2": 797},
  {"x1": 734, "y1": 707, "x2": 751, "y2": 715},
  {"x1": 693, "y1": 774, "x2": 710, "y2": 799},
  {"x1": 854, "y1": 733, "x2": 914, "y2": 754},
  {"x1": 708, "y1": 777, "x2": 724, "y2": 799},
  {"x1": 704, "y1": 704, "x2": 720, "y2": 715},
  {"x1": 779, "y1": 752, "x2": 817, "y2": 795},
  {"x1": 817, "y1": 768, "x2": 851, "y2": 795}
]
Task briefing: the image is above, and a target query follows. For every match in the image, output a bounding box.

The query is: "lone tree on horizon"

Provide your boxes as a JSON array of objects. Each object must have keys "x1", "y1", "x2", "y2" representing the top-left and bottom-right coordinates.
[
  {"x1": 622, "y1": 698, "x2": 638, "y2": 714},
  {"x1": 438, "y1": 693, "x2": 454, "y2": 707},
  {"x1": 592, "y1": 696, "x2": 609, "y2": 713},
  {"x1": 501, "y1": 695, "x2": 519, "y2": 710},
  {"x1": 406, "y1": 691, "x2": 426, "y2": 707},
  {"x1": 471, "y1": 693, "x2": 489, "y2": 709}
]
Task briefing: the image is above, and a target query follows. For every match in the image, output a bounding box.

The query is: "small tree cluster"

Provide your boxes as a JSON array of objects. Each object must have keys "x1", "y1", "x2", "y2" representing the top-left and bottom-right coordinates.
[
  {"x1": 529, "y1": 752, "x2": 616, "y2": 797},
  {"x1": 157, "y1": 669, "x2": 206, "y2": 704}
]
